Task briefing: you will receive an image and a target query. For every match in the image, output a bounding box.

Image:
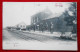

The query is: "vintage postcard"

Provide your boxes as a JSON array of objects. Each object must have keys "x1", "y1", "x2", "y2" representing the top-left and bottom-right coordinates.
[{"x1": 3, "y1": 2, "x2": 77, "y2": 50}]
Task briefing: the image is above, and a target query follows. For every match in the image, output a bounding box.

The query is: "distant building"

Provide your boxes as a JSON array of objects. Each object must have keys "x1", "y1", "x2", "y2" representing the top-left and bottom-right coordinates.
[{"x1": 16, "y1": 22, "x2": 27, "y2": 30}]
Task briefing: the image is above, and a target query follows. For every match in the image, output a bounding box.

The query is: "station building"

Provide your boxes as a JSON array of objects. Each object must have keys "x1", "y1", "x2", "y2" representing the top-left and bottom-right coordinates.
[{"x1": 28, "y1": 9, "x2": 76, "y2": 34}]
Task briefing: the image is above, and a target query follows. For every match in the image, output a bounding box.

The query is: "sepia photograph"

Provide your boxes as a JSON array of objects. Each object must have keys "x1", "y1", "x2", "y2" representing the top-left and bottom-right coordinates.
[{"x1": 3, "y1": 2, "x2": 77, "y2": 50}]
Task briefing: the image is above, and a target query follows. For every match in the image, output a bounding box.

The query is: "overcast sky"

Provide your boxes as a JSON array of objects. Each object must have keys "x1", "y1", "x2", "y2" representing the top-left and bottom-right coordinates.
[{"x1": 3, "y1": 2, "x2": 71, "y2": 28}]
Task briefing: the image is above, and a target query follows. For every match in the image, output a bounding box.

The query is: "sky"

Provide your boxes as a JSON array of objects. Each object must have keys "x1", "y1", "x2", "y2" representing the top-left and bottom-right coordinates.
[{"x1": 3, "y1": 2, "x2": 72, "y2": 28}]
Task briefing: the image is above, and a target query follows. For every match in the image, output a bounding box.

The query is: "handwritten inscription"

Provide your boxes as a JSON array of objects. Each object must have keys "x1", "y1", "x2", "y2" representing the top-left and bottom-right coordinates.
[{"x1": 55, "y1": 3, "x2": 63, "y2": 7}]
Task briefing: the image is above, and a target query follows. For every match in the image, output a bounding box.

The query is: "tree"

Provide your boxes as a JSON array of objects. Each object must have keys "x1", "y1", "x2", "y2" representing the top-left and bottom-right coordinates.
[
  {"x1": 59, "y1": 2, "x2": 77, "y2": 38},
  {"x1": 67, "y1": 2, "x2": 77, "y2": 34}
]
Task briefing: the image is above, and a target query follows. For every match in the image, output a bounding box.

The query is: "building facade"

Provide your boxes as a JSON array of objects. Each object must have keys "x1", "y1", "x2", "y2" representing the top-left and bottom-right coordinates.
[
  {"x1": 16, "y1": 22, "x2": 27, "y2": 30},
  {"x1": 29, "y1": 9, "x2": 76, "y2": 35}
]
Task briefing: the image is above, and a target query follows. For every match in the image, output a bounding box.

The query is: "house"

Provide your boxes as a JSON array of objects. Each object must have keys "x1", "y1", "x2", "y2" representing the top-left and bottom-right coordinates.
[{"x1": 16, "y1": 22, "x2": 27, "y2": 30}]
